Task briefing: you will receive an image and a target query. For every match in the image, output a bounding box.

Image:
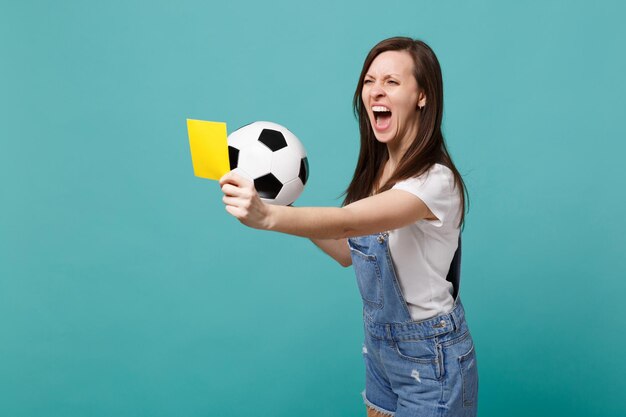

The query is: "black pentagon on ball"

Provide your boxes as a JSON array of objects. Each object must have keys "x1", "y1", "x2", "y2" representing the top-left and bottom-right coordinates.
[
  {"x1": 299, "y1": 157, "x2": 309, "y2": 185},
  {"x1": 228, "y1": 146, "x2": 239, "y2": 170},
  {"x1": 254, "y1": 173, "x2": 283, "y2": 199},
  {"x1": 258, "y1": 129, "x2": 287, "y2": 152}
]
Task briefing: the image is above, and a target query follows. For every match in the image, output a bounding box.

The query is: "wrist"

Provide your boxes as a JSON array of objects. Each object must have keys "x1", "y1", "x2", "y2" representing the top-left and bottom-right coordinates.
[{"x1": 264, "y1": 203, "x2": 279, "y2": 231}]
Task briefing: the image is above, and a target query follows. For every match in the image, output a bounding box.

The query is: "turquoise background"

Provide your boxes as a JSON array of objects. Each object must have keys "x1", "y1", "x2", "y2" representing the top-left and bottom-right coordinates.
[{"x1": 1, "y1": 0, "x2": 625, "y2": 415}]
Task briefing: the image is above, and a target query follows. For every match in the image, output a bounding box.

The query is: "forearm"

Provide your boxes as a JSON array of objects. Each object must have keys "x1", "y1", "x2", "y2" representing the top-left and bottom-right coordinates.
[
  {"x1": 267, "y1": 206, "x2": 355, "y2": 239},
  {"x1": 221, "y1": 172, "x2": 433, "y2": 240},
  {"x1": 310, "y1": 237, "x2": 352, "y2": 267}
]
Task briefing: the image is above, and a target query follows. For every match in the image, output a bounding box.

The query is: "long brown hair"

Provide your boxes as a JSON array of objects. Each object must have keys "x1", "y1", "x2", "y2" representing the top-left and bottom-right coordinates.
[{"x1": 343, "y1": 37, "x2": 468, "y2": 227}]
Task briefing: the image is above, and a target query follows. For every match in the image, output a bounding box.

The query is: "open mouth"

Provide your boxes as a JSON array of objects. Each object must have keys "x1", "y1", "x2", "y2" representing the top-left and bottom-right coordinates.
[{"x1": 372, "y1": 105, "x2": 392, "y2": 131}]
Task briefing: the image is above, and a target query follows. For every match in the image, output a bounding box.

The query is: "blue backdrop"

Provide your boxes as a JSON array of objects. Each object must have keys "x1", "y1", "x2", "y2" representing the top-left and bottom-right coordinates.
[{"x1": 1, "y1": 1, "x2": 625, "y2": 416}]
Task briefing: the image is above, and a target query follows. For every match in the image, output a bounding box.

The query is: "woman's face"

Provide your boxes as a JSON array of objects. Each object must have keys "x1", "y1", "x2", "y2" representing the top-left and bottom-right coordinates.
[{"x1": 362, "y1": 50, "x2": 424, "y2": 147}]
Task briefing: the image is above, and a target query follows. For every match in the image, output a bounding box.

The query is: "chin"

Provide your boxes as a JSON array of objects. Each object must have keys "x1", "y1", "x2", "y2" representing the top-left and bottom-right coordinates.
[
  {"x1": 372, "y1": 129, "x2": 397, "y2": 144},
  {"x1": 373, "y1": 134, "x2": 390, "y2": 144}
]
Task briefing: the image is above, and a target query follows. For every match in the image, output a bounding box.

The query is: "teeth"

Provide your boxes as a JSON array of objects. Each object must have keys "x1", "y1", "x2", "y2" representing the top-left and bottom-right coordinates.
[{"x1": 372, "y1": 105, "x2": 390, "y2": 112}]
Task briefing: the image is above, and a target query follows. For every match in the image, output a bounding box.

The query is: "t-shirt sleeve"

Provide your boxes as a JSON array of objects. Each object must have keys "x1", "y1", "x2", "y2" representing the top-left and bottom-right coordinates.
[{"x1": 391, "y1": 164, "x2": 459, "y2": 228}]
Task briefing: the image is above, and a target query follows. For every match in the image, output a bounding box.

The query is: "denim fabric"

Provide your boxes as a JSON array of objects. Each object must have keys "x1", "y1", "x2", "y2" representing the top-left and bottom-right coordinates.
[{"x1": 349, "y1": 232, "x2": 478, "y2": 417}]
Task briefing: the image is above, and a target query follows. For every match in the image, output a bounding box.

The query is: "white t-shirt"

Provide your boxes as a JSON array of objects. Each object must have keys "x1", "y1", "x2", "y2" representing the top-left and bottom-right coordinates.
[{"x1": 389, "y1": 163, "x2": 462, "y2": 321}]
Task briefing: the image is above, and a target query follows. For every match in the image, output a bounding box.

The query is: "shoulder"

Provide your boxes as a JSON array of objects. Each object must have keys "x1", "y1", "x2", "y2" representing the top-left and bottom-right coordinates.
[
  {"x1": 392, "y1": 164, "x2": 455, "y2": 192},
  {"x1": 391, "y1": 164, "x2": 460, "y2": 228}
]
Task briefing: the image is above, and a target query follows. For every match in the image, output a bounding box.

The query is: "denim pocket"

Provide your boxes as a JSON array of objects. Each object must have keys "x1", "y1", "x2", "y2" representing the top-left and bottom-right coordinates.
[
  {"x1": 349, "y1": 246, "x2": 382, "y2": 309},
  {"x1": 394, "y1": 339, "x2": 439, "y2": 364},
  {"x1": 394, "y1": 338, "x2": 443, "y2": 380},
  {"x1": 458, "y1": 344, "x2": 478, "y2": 407}
]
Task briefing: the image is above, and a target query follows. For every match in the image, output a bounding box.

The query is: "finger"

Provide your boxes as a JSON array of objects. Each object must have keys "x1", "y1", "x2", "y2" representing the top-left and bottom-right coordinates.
[
  {"x1": 219, "y1": 171, "x2": 251, "y2": 187},
  {"x1": 221, "y1": 183, "x2": 243, "y2": 197},
  {"x1": 222, "y1": 195, "x2": 248, "y2": 208},
  {"x1": 219, "y1": 171, "x2": 238, "y2": 187},
  {"x1": 221, "y1": 185, "x2": 255, "y2": 203},
  {"x1": 225, "y1": 204, "x2": 245, "y2": 219},
  {"x1": 219, "y1": 171, "x2": 233, "y2": 186},
  {"x1": 221, "y1": 183, "x2": 257, "y2": 202},
  {"x1": 221, "y1": 171, "x2": 256, "y2": 191}
]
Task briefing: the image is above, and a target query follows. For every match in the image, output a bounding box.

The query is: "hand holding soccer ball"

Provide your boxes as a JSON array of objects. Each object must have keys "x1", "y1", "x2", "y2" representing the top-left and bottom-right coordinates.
[{"x1": 219, "y1": 171, "x2": 273, "y2": 230}]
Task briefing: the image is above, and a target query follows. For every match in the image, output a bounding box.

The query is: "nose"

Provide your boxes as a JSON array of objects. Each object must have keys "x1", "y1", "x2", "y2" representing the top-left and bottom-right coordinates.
[{"x1": 369, "y1": 82, "x2": 385, "y2": 99}]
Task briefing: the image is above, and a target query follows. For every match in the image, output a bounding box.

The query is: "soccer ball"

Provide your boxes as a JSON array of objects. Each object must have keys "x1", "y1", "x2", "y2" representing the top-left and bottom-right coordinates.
[{"x1": 227, "y1": 121, "x2": 309, "y2": 206}]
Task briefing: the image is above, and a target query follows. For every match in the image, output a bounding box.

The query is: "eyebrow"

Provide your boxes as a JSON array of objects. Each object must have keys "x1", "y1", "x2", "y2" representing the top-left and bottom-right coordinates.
[{"x1": 364, "y1": 73, "x2": 402, "y2": 79}]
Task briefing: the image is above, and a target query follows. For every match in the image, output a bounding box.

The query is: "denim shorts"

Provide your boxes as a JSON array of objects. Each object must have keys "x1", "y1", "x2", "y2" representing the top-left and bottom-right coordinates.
[
  {"x1": 361, "y1": 300, "x2": 478, "y2": 417},
  {"x1": 348, "y1": 232, "x2": 478, "y2": 416}
]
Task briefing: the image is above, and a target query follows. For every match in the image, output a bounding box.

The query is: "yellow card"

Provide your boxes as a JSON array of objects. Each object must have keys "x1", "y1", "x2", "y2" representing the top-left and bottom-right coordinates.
[{"x1": 187, "y1": 119, "x2": 230, "y2": 180}]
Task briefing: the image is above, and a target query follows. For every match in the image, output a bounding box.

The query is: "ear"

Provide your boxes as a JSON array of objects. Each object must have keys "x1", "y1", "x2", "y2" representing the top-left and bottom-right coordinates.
[{"x1": 417, "y1": 91, "x2": 427, "y2": 109}]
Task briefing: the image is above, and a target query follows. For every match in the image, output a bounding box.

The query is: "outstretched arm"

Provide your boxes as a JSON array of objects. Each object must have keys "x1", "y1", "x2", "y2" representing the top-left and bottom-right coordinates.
[{"x1": 219, "y1": 172, "x2": 435, "y2": 240}]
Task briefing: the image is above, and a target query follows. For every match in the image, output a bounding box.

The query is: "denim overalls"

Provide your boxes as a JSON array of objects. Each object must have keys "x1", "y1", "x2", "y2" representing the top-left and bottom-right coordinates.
[{"x1": 348, "y1": 232, "x2": 478, "y2": 417}]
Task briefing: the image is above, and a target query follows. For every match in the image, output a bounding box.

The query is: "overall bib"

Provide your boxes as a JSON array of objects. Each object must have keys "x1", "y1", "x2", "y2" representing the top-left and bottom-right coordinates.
[{"x1": 348, "y1": 232, "x2": 478, "y2": 417}]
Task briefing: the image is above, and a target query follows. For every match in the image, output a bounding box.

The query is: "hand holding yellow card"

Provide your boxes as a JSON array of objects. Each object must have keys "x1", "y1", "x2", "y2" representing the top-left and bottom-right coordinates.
[{"x1": 187, "y1": 119, "x2": 230, "y2": 180}]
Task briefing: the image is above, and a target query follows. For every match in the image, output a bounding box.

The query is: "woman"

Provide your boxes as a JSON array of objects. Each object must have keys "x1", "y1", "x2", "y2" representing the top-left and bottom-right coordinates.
[{"x1": 220, "y1": 37, "x2": 478, "y2": 417}]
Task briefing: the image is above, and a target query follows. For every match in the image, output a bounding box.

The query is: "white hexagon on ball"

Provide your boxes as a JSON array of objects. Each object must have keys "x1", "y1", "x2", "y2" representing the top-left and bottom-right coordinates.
[
  {"x1": 273, "y1": 178, "x2": 305, "y2": 206},
  {"x1": 236, "y1": 140, "x2": 272, "y2": 179},
  {"x1": 271, "y1": 145, "x2": 303, "y2": 184}
]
